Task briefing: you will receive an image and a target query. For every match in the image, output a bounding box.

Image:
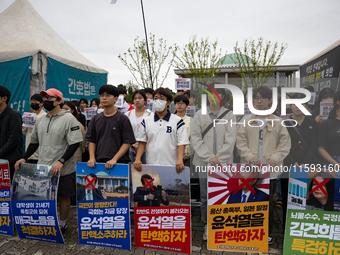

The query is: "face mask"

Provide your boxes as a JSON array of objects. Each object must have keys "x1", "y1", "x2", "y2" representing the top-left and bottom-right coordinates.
[
  {"x1": 321, "y1": 98, "x2": 333, "y2": 103},
  {"x1": 43, "y1": 101, "x2": 56, "y2": 111},
  {"x1": 97, "y1": 108, "x2": 104, "y2": 114},
  {"x1": 31, "y1": 102, "x2": 40, "y2": 110},
  {"x1": 154, "y1": 99, "x2": 167, "y2": 112}
]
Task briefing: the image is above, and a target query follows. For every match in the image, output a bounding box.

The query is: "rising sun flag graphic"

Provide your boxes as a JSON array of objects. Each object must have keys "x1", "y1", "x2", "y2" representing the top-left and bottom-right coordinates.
[{"x1": 208, "y1": 163, "x2": 270, "y2": 205}]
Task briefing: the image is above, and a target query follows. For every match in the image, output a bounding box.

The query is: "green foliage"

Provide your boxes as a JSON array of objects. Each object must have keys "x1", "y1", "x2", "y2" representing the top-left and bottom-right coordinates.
[
  {"x1": 233, "y1": 37, "x2": 288, "y2": 89},
  {"x1": 118, "y1": 34, "x2": 178, "y2": 89},
  {"x1": 174, "y1": 36, "x2": 226, "y2": 86}
]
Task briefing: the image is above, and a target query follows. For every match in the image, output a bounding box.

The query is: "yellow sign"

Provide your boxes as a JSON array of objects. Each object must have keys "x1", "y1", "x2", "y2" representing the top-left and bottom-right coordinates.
[{"x1": 208, "y1": 201, "x2": 269, "y2": 253}]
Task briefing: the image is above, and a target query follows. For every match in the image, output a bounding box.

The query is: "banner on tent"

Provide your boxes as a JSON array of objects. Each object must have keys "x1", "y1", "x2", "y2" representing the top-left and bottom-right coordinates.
[
  {"x1": 0, "y1": 160, "x2": 13, "y2": 236},
  {"x1": 76, "y1": 163, "x2": 131, "y2": 250},
  {"x1": 207, "y1": 163, "x2": 270, "y2": 253},
  {"x1": 46, "y1": 58, "x2": 107, "y2": 102},
  {"x1": 11, "y1": 163, "x2": 64, "y2": 244},
  {"x1": 132, "y1": 164, "x2": 191, "y2": 254},
  {"x1": 0, "y1": 57, "x2": 31, "y2": 114}
]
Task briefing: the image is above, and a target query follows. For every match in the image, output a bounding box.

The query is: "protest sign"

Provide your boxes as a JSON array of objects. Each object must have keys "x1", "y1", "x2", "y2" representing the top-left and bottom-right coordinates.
[
  {"x1": 207, "y1": 163, "x2": 270, "y2": 253},
  {"x1": 11, "y1": 163, "x2": 64, "y2": 244},
  {"x1": 175, "y1": 78, "x2": 191, "y2": 90},
  {"x1": 320, "y1": 102, "x2": 333, "y2": 120},
  {"x1": 244, "y1": 104, "x2": 251, "y2": 116},
  {"x1": 132, "y1": 165, "x2": 191, "y2": 254},
  {"x1": 145, "y1": 99, "x2": 154, "y2": 112},
  {"x1": 0, "y1": 160, "x2": 13, "y2": 236},
  {"x1": 22, "y1": 112, "x2": 36, "y2": 128},
  {"x1": 283, "y1": 167, "x2": 340, "y2": 254},
  {"x1": 284, "y1": 210, "x2": 340, "y2": 255},
  {"x1": 308, "y1": 92, "x2": 316, "y2": 105},
  {"x1": 185, "y1": 106, "x2": 196, "y2": 118},
  {"x1": 76, "y1": 163, "x2": 131, "y2": 250},
  {"x1": 115, "y1": 95, "x2": 124, "y2": 108},
  {"x1": 84, "y1": 107, "x2": 97, "y2": 120}
]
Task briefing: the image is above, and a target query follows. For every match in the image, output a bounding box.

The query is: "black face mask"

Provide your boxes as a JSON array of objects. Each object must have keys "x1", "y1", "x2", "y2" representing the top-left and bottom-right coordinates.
[
  {"x1": 43, "y1": 101, "x2": 56, "y2": 111},
  {"x1": 30, "y1": 102, "x2": 40, "y2": 111}
]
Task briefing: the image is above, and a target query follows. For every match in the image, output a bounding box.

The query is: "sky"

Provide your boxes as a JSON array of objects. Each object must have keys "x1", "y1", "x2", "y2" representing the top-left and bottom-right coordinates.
[{"x1": 1, "y1": 0, "x2": 339, "y2": 91}]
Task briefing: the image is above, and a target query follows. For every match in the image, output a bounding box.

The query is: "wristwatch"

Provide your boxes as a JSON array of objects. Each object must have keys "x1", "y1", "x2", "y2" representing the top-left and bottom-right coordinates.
[{"x1": 58, "y1": 158, "x2": 65, "y2": 164}]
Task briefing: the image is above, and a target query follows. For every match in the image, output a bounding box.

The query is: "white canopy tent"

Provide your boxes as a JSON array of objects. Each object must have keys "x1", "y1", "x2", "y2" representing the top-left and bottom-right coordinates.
[{"x1": 0, "y1": 0, "x2": 107, "y2": 111}]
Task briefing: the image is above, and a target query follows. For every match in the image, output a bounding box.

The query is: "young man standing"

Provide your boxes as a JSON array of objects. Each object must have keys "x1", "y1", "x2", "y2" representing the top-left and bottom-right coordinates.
[
  {"x1": 86, "y1": 85, "x2": 136, "y2": 169},
  {"x1": 0, "y1": 86, "x2": 23, "y2": 181},
  {"x1": 191, "y1": 84, "x2": 236, "y2": 241},
  {"x1": 133, "y1": 87, "x2": 189, "y2": 173},
  {"x1": 22, "y1": 94, "x2": 46, "y2": 164},
  {"x1": 236, "y1": 86, "x2": 291, "y2": 244},
  {"x1": 15, "y1": 88, "x2": 83, "y2": 233}
]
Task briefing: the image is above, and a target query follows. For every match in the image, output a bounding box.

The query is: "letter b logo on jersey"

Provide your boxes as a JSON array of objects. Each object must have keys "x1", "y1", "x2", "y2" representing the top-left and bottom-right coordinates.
[{"x1": 166, "y1": 126, "x2": 172, "y2": 133}]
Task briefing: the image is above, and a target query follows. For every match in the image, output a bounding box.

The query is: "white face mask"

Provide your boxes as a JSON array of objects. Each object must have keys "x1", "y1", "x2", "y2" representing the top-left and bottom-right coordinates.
[
  {"x1": 154, "y1": 99, "x2": 167, "y2": 112},
  {"x1": 97, "y1": 108, "x2": 104, "y2": 114},
  {"x1": 321, "y1": 98, "x2": 333, "y2": 103}
]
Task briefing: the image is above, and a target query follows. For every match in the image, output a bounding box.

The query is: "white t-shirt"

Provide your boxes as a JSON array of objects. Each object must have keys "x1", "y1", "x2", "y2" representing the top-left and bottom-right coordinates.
[
  {"x1": 256, "y1": 117, "x2": 268, "y2": 164},
  {"x1": 136, "y1": 111, "x2": 190, "y2": 166}
]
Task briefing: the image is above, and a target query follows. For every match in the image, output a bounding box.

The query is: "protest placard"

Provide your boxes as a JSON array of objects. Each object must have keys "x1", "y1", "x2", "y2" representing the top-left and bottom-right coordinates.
[
  {"x1": 11, "y1": 163, "x2": 64, "y2": 244},
  {"x1": 115, "y1": 95, "x2": 124, "y2": 108},
  {"x1": 175, "y1": 78, "x2": 191, "y2": 90},
  {"x1": 283, "y1": 167, "x2": 340, "y2": 254},
  {"x1": 244, "y1": 104, "x2": 251, "y2": 116},
  {"x1": 207, "y1": 163, "x2": 270, "y2": 253},
  {"x1": 320, "y1": 102, "x2": 333, "y2": 120},
  {"x1": 0, "y1": 160, "x2": 13, "y2": 236},
  {"x1": 132, "y1": 165, "x2": 191, "y2": 254},
  {"x1": 76, "y1": 163, "x2": 131, "y2": 250},
  {"x1": 308, "y1": 92, "x2": 316, "y2": 105},
  {"x1": 185, "y1": 106, "x2": 196, "y2": 117},
  {"x1": 145, "y1": 99, "x2": 154, "y2": 112},
  {"x1": 84, "y1": 107, "x2": 97, "y2": 120},
  {"x1": 22, "y1": 112, "x2": 36, "y2": 128}
]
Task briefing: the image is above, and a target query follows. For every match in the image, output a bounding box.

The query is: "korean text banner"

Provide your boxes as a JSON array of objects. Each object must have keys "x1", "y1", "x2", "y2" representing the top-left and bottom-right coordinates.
[
  {"x1": 284, "y1": 209, "x2": 340, "y2": 255},
  {"x1": 11, "y1": 163, "x2": 64, "y2": 244},
  {"x1": 46, "y1": 58, "x2": 107, "y2": 102},
  {"x1": 0, "y1": 160, "x2": 13, "y2": 236},
  {"x1": 208, "y1": 163, "x2": 270, "y2": 253},
  {"x1": 0, "y1": 57, "x2": 31, "y2": 114},
  {"x1": 76, "y1": 163, "x2": 131, "y2": 250},
  {"x1": 132, "y1": 165, "x2": 191, "y2": 254},
  {"x1": 284, "y1": 167, "x2": 340, "y2": 254}
]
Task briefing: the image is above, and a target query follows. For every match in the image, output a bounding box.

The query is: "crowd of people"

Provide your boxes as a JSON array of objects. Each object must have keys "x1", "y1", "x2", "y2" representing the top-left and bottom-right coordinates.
[{"x1": 0, "y1": 83, "x2": 340, "y2": 244}]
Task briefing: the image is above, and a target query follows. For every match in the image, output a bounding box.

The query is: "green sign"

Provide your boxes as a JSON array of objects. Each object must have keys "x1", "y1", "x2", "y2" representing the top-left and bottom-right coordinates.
[{"x1": 284, "y1": 209, "x2": 340, "y2": 255}]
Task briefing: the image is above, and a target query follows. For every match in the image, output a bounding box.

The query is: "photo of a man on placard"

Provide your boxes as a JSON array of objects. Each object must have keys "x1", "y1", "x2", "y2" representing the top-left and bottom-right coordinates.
[
  {"x1": 77, "y1": 173, "x2": 107, "y2": 201},
  {"x1": 227, "y1": 170, "x2": 268, "y2": 204},
  {"x1": 134, "y1": 174, "x2": 169, "y2": 207}
]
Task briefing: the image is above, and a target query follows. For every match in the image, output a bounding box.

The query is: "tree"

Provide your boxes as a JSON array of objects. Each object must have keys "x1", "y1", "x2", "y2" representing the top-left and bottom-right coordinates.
[
  {"x1": 174, "y1": 35, "x2": 227, "y2": 85},
  {"x1": 233, "y1": 37, "x2": 288, "y2": 89},
  {"x1": 118, "y1": 34, "x2": 178, "y2": 89}
]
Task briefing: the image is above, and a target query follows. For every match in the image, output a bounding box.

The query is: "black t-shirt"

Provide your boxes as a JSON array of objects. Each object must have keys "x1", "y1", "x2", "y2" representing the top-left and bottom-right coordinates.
[
  {"x1": 284, "y1": 116, "x2": 318, "y2": 166},
  {"x1": 318, "y1": 118, "x2": 340, "y2": 156},
  {"x1": 85, "y1": 111, "x2": 136, "y2": 162}
]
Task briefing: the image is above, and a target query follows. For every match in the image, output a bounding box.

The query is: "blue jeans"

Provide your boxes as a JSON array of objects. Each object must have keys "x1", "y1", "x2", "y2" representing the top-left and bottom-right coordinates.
[{"x1": 198, "y1": 170, "x2": 208, "y2": 224}]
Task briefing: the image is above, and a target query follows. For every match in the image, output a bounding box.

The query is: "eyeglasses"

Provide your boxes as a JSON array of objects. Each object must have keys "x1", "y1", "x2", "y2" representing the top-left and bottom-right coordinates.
[
  {"x1": 42, "y1": 95, "x2": 57, "y2": 100},
  {"x1": 253, "y1": 97, "x2": 269, "y2": 102},
  {"x1": 99, "y1": 94, "x2": 113, "y2": 98}
]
